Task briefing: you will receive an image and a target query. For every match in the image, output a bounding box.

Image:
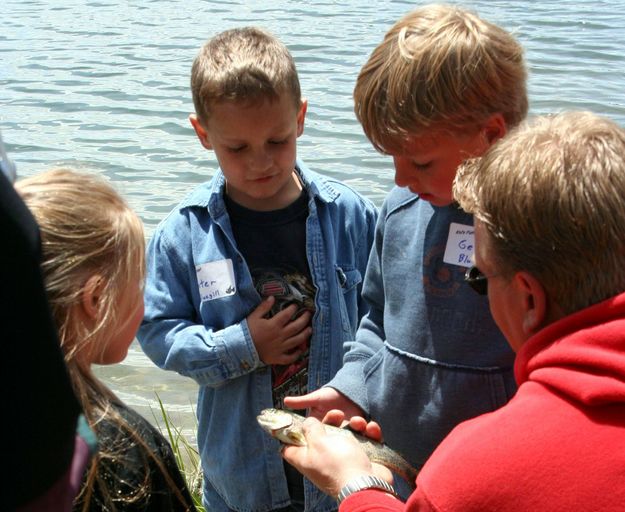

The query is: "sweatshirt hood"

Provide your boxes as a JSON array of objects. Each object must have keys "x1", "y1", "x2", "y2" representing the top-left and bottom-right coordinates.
[{"x1": 515, "y1": 291, "x2": 625, "y2": 406}]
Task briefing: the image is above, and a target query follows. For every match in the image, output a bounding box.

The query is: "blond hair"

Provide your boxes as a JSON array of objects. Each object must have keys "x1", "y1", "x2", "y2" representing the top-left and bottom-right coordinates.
[
  {"x1": 191, "y1": 26, "x2": 301, "y2": 125},
  {"x1": 454, "y1": 111, "x2": 625, "y2": 314},
  {"x1": 16, "y1": 168, "x2": 145, "y2": 360},
  {"x1": 354, "y1": 3, "x2": 527, "y2": 153},
  {"x1": 16, "y1": 169, "x2": 189, "y2": 509}
]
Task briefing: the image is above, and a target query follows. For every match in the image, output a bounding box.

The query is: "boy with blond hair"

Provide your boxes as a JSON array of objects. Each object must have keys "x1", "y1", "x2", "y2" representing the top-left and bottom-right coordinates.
[
  {"x1": 282, "y1": 111, "x2": 625, "y2": 511},
  {"x1": 286, "y1": 3, "x2": 527, "y2": 481},
  {"x1": 137, "y1": 26, "x2": 377, "y2": 512}
]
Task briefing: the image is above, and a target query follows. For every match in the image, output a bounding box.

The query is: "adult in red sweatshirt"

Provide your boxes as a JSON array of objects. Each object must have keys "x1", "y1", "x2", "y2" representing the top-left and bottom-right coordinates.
[{"x1": 282, "y1": 111, "x2": 625, "y2": 511}]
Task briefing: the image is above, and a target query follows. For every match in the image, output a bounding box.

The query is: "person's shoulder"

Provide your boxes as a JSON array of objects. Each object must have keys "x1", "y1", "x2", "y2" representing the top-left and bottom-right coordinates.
[
  {"x1": 381, "y1": 186, "x2": 419, "y2": 215},
  {"x1": 153, "y1": 175, "x2": 222, "y2": 233},
  {"x1": 104, "y1": 402, "x2": 170, "y2": 452},
  {"x1": 174, "y1": 178, "x2": 217, "y2": 213},
  {"x1": 298, "y1": 162, "x2": 376, "y2": 210}
]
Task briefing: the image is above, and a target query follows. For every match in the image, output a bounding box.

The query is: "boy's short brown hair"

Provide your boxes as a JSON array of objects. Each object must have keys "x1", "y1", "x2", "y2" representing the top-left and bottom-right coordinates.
[
  {"x1": 191, "y1": 26, "x2": 301, "y2": 126},
  {"x1": 354, "y1": 4, "x2": 528, "y2": 153},
  {"x1": 454, "y1": 111, "x2": 625, "y2": 314}
]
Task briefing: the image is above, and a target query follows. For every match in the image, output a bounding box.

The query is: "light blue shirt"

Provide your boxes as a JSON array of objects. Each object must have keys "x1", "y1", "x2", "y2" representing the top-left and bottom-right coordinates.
[
  {"x1": 328, "y1": 187, "x2": 517, "y2": 487},
  {"x1": 137, "y1": 160, "x2": 377, "y2": 512}
]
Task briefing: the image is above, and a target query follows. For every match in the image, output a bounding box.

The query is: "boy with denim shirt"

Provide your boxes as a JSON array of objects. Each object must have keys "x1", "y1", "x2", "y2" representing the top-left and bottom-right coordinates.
[
  {"x1": 286, "y1": 3, "x2": 527, "y2": 482},
  {"x1": 136, "y1": 27, "x2": 377, "y2": 512}
]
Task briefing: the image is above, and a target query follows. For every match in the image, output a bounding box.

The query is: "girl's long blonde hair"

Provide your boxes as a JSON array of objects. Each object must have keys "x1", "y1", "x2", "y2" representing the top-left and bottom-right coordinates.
[
  {"x1": 17, "y1": 168, "x2": 145, "y2": 363},
  {"x1": 16, "y1": 168, "x2": 189, "y2": 510}
]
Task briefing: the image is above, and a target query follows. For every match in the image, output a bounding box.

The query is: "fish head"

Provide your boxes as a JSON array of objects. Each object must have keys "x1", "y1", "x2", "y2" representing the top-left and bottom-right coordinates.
[
  {"x1": 257, "y1": 408, "x2": 293, "y2": 429},
  {"x1": 257, "y1": 408, "x2": 307, "y2": 446}
]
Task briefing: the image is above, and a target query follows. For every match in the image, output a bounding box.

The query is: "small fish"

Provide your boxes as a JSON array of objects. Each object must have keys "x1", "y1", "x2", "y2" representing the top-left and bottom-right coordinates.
[{"x1": 257, "y1": 408, "x2": 418, "y2": 489}]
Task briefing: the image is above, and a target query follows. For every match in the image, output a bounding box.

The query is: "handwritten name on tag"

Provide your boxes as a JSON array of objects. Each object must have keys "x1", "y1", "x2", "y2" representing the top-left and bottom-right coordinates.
[
  {"x1": 443, "y1": 222, "x2": 475, "y2": 268},
  {"x1": 196, "y1": 259, "x2": 236, "y2": 302}
]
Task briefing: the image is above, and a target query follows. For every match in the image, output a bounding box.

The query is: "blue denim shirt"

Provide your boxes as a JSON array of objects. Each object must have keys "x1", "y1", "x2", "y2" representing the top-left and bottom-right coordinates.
[
  {"x1": 328, "y1": 187, "x2": 517, "y2": 490},
  {"x1": 137, "y1": 160, "x2": 377, "y2": 512}
]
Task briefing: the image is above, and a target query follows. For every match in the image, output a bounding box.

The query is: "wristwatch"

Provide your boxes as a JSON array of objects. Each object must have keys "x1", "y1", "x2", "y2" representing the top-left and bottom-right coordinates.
[{"x1": 336, "y1": 475, "x2": 399, "y2": 504}]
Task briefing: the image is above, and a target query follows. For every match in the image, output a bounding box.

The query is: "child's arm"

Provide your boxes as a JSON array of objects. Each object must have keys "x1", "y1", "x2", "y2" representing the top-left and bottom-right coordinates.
[
  {"x1": 354, "y1": 197, "x2": 380, "y2": 326},
  {"x1": 329, "y1": 208, "x2": 389, "y2": 405},
  {"x1": 284, "y1": 197, "x2": 383, "y2": 419},
  {"x1": 137, "y1": 221, "x2": 271, "y2": 387},
  {"x1": 283, "y1": 245, "x2": 385, "y2": 419}
]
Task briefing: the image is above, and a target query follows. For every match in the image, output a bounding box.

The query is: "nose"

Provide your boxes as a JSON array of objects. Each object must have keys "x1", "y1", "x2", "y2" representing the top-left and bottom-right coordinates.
[
  {"x1": 248, "y1": 148, "x2": 272, "y2": 174},
  {"x1": 393, "y1": 156, "x2": 418, "y2": 188}
]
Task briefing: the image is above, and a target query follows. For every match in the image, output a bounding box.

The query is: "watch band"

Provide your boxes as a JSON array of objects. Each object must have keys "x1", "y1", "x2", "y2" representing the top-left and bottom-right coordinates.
[{"x1": 336, "y1": 475, "x2": 398, "y2": 504}]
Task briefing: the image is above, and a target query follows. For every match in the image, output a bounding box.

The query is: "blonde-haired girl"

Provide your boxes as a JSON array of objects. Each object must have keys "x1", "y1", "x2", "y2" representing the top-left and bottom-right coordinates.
[{"x1": 16, "y1": 168, "x2": 196, "y2": 511}]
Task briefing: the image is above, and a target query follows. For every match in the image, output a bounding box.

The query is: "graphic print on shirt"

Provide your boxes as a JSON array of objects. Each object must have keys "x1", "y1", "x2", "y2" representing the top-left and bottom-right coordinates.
[
  {"x1": 423, "y1": 244, "x2": 465, "y2": 298},
  {"x1": 253, "y1": 267, "x2": 316, "y2": 409}
]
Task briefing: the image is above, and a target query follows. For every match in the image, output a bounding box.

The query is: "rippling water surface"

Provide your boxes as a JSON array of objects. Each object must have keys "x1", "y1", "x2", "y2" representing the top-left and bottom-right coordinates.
[{"x1": 2, "y1": 0, "x2": 625, "y2": 440}]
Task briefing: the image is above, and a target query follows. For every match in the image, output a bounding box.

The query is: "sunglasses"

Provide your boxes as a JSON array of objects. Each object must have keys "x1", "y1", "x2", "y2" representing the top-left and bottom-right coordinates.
[{"x1": 464, "y1": 265, "x2": 489, "y2": 295}]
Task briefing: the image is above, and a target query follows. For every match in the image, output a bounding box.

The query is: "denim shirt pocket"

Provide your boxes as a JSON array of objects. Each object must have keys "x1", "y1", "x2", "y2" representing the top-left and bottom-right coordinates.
[{"x1": 335, "y1": 265, "x2": 362, "y2": 336}]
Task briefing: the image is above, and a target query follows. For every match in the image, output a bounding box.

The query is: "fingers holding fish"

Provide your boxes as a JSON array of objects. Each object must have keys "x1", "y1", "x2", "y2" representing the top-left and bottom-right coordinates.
[
  {"x1": 345, "y1": 416, "x2": 384, "y2": 443},
  {"x1": 281, "y1": 416, "x2": 377, "y2": 497},
  {"x1": 258, "y1": 408, "x2": 417, "y2": 489},
  {"x1": 321, "y1": 409, "x2": 384, "y2": 443},
  {"x1": 321, "y1": 408, "x2": 346, "y2": 427}
]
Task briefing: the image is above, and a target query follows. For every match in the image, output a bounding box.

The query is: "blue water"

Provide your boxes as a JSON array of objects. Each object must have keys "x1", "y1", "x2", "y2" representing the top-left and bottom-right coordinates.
[{"x1": 2, "y1": 0, "x2": 625, "y2": 437}]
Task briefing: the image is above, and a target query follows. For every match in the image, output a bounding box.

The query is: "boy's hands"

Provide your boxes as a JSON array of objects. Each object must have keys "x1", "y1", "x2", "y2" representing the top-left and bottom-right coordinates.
[
  {"x1": 284, "y1": 387, "x2": 365, "y2": 421},
  {"x1": 248, "y1": 296, "x2": 312, "y2": 365},
  {"x1": 323, "y1": 410, "x2": 384, "y2": 443}
]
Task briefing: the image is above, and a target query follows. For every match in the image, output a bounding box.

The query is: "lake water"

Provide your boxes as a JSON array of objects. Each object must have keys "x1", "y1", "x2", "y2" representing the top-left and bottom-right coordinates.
[{"x1": 2, "y1": 0, "x2": 625, "y2": 442}]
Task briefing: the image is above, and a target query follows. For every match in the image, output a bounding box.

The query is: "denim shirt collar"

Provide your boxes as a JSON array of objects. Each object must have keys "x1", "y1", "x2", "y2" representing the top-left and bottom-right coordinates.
[{"x1": 178, "y1": 159, "x2": 340, "y2": 217}]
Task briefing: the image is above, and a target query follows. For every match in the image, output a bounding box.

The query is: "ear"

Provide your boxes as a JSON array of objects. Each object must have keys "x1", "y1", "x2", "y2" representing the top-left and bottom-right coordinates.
[
  {"x1": 513, "y1": 271, "x2": 548, "y2": 337},
  {"x1": 482, "y1": 113, "x2": 507, "y2": 145},
  {"x1": 296, "y1": 99, "x2": 308, "y2": 138},
  {"x1": 189, "y1": 114, "x2": 213, "y2": 150},
  {"x1": 81, "y1": 274, "x2": 106, "y2": 320}
]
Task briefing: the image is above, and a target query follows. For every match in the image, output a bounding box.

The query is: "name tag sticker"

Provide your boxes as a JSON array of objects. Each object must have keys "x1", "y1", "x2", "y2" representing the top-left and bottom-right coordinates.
[
  {"x1": 443, "y1": 222, "x2": 475, "y2": 268},
  {"x1": 196, "y1": 259, "x2": 236, "y2": 302}
]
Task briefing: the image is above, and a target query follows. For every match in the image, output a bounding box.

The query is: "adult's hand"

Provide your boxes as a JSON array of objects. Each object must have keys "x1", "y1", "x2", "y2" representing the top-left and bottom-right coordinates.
[{"x1": 282, "y1": 417, "x2": 387, "y2": 497}]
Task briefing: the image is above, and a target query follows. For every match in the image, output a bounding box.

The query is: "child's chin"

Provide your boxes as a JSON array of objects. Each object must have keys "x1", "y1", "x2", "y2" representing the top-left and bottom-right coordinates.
[
  {"x1": 420, "y1": 194, "x2": 453, "y2": 207},
  {"x1": 417, "y1": 193, "x2": 436, "y2": 203}
]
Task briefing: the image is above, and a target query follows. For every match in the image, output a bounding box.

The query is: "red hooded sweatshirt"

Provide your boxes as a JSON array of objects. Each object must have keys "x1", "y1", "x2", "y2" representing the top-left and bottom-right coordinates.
[{"x1": 342, "y1": 292, "x2": 625, "y2": 511}]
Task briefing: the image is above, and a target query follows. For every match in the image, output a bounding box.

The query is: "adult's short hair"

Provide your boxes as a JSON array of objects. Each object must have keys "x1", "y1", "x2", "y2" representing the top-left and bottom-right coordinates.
[{"x1": 454, "y1": 111, "x2": 625, "y2": 314}]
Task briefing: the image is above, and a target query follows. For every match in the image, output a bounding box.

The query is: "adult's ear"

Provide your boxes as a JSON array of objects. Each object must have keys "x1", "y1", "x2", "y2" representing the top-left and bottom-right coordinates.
[
  {"x1": 482, "y1": 113, "x2": 507, "y2": 145},
  {"x1": 189, "y1": 114, "x2": 213, "y2": 150},
  {"x1": 296, "y1": 99, "x2": 308, "y2": 138},
  {"x1": 514, "y1": 271, "x2": 548, "y2": 337},
  {"x1": 81, "y1": 274, "x2": 105, "y2": 320}
]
